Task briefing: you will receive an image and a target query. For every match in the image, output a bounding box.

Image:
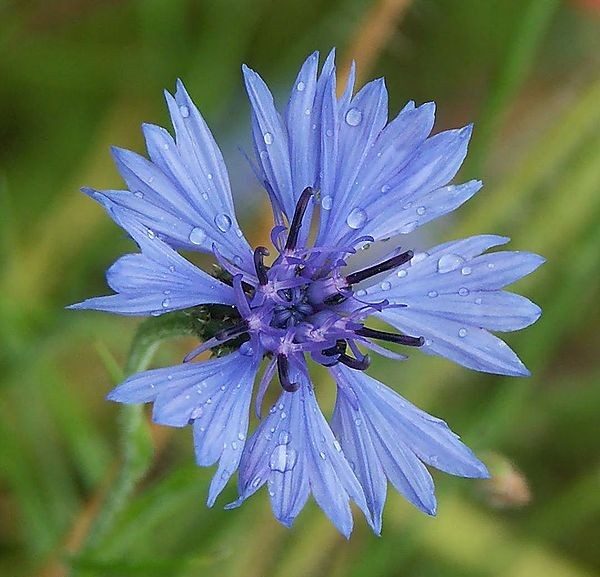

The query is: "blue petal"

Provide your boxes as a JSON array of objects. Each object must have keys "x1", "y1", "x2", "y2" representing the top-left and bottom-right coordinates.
[
  {"x1": 331, "y1": 366, "x2": 489, "y2": 526},
  {"x1": 243, "y1": 64, "x2": 294, "y2": 222},
  {"x1": 234, "y1": 365, "x2": 370, "y2": 537},
  {"x1": 108, "y1": 351, "x2": 258, "y2": 505},
  {"x1": 332, "y1": 366, "x2": 443, "y2": 522},
  {"x1": 68, "y1": 210, "x2": 235, "y2": 316},
  {"x1": 364, "y1": 236, "x2": 544, "y2": 376},
  {"x1": 85, "y1": 80, "x2": 253, "y2": 272}
]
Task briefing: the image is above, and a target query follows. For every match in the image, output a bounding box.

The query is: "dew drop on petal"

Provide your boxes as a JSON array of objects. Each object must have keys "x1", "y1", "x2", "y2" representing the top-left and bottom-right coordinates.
[
  {"x1": 269, "y1": 444, "x2": 298, "y2": 473},
  {"x1": 321, "y1": 195, "x2": 333, "y2": 210},
  {"x1": 215, "y1": 213, "x2": 232, "y2": 233},
  {"x1": 437, "y1": 253, "x2": 465, "y2": 273},
  {"x1": 355, "y1": 289, "x2": 367, "y2": 297},
  {"x1": 475, "y1": 297, "x2": 483, "y2": 305},
  {"x1": 380, "y1": 281, "x2": 391, "y2": 291},
  {"x1": 461, "y1": 266, "x2": 472, "y2": 276},
  {"x1": 319, "y1": 451, "x2": 327, "y2": 460},
  {"x1": 345, "y1": 107, "x2": 362, "y2": 126},
  {"x1": 458, "y1": 328, "x2": 468, "y2": 338},
  {"x1": 189, "y1": 227, "x2": 207, "y2": 245},
  {"x1": 179, "y1": 105, "x2": 190, "y2": 118},
  {"x1": 333, "y1": 439, "x2": 342, "y2": 452},
  {"x1": 416, "y1": 206, "x2": 426, "y2": 216},
  {"x1": 296, "y1": 81, "x2": 305, "y2": 92},
  {"x1": 397, "y1": 269, "x2": 408, "y2": 278},
  {"x1": 458, "y1": 287, "x2": 469, "y2": 296},
  {"x1": 168, "y1": 265, "x2": 176, "y2": 273},
  {"x1": 411, "y1": 252, "x2": 428, "y2": 265},
  {"x1": 161, "y1": 298, "x2": 171, "y2": 308},
  {"x1": 428, "y1": 290, "x2": 438, "y2": 298},
  {"x1": 263, "y1": 132, "x2": 273, "y2": 145},
  {"x1": 381, "y1": 184, "x2": 391, "y2": 194},
  {"x1": 146, "y1": 229, "x2": 156, "y2": 239},
  {"x1": 240, "y1": 341, "x2": 253, "y2": 356},
  {"x1": 134, "y1": 191, "x2": 144, "y2": 199},
  {"x1": 238, "y1": 432, "x2": 246, "y2": 441},
  {"x1": 346, "y1": 207, "x2": 367, "y2": 229}
]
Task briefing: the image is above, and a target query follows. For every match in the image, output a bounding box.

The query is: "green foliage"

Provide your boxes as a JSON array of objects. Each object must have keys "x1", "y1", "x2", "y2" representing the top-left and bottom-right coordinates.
[{"x1": 1, "y1": 1, "x2": 598, "y2": 576}]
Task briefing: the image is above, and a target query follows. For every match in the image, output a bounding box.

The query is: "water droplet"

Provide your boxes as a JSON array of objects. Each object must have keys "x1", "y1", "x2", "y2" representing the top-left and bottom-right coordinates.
[
  {"x1": 207, "y1": 173, "x2": 213, "y2": 180},
  {"x1": 238, "y1": 432, "x2": 246, "y2": 441},
  {"x1": 354, "y1": 418, "x2": 362, "y2": 427},
  {"x1": 402, "y1": 202, "x2": 412, "y2": 210},
  {"x1": 428, "y1": 290, "x2": 438, "y2": 298},
  {"x1": 458, "y1": 287, "x2": 469, "y2": 296},
  {"x1": 215, "y1": 213, "x2": 232, "y2": 232},
  {"x1": 416, "y1": 206, "x2": 426, "y2": 216},
  {"x1": 319, "y1": 451, "x2": 326, "y2": 460},
  {"x1": 146, "y1": 229, "x2": 156, "y2": 239},
  {"x1": 231, "y1": 441, "x2": 238, "y2": 450},
  {"x1": 179, "y1": 105, "x2": 190, "y2": 118},
  {"x1": 461, "y1": 266, "x2": 472, "y2": 275},
  {"x1": 168, "y1": 265, "x2": 176, "y2": 273},
  {"x1": 437, "y1": 253, "x2": 465, "y2": 273},
  {"x1": 380, "y1": 281, "x2": 391, "y2": 291},
  {"x1": 134, "y1": 191, "x2": 144, "y2": 199},
  {"x1": 278, "y1": 431, "x2": 290, "y2": 444},
  {"x1": 296, "y1": 81, "x2": 305, "y2": 92},
  {"x1": 233, "y1": 255, "x2": 243, "y2": 266},
  {"x1": 487, "y1": 262, "x2": 495, "y2": 270},
  {"x1": 161, "y1": 298, "x2": 171, "y2": 308},
  {"x1": 475, "y1": 297, "x2": 483, "y2": 305},
  {"x1": 325, "y1": 128, "x2": 333, "y2": 137},
  {"x1": 251, "y1": 476, "x2": 262, "y2": 487},
  {"x1": 201, "y1": 192, "x2": 209, "y2": 201},
  {"x1": 411, "y1": 252, "x2": 428, "y2": 265},
  {"x1": 269, "y1": 444, "x2": 298, "y2": 473},
  {"x1": 189, "y1": 227, "x2": 206, "y2": 245},
  {"x1": 397, "y1": 269, "x2": 408, "y2": 278},
  {"x1": 150, "y1": 310, "x2": 161, "y2": 317},
  {"x1": 190, "y1": 407, "x2": 203, "y2": 419},
  {"x1": 458, "y1": 328, "x2": 468, "y2": 338},
  {"x1": 263, "y1": 132, "x2": 273, "y2": 145},
  {"x1": 381, "y1": 184, "x2": 391, "y2": 194},
  {"x1": 345, "y1": 107, "x2": 362, "y2": 126},
  {"x1": 304, "y1": 108, "x2": 311, "y2": 116},
  {"x1": 321, "y1": 195, "x2": 333, "y2": 210},
  {"x1": 346, "y1": 207, "x2": 367, "y2": 229},
  {"x1": 280, "y1": 411, "x2": 287, "y2": 419},
  {"x1": 333, "y1": 439, "x2": 342, "y2": 452},
  {"x1": 355, "y1": 289, "x2": 367, "y2": 297},
  {"x1": 240, "y1": 341, "x2": 253, "y2": 356}
]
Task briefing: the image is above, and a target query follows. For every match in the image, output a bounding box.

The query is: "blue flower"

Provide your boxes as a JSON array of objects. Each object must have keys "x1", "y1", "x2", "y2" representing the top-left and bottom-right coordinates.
[{"x1": 71, "y1": 50, "x2": 544, "y2": 536}]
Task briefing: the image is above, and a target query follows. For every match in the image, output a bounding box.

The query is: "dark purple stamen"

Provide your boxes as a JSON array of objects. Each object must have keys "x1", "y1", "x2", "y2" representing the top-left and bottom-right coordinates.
[
  {"x1": 277, "y1": 354, "x2": 299, "y2": 392},
  {"x1": 339, "y1": 352, "x2": 371, "y2": 370},
  {"x1": 346, "y1": 250, "x2": 414, "y2": 285},
  {"x1": 285, "y1": 187, "x2": 314, "y2": 251},
  {"x1": 356, "y1": 326, "x2": 424, "y2": 347},
  {"x1": 215, "y1": 320, "x2": 249, "y2": 342},
  {"x1": 322, "y1": 339, "x2": 347, "y2": 357},
  {"x1": 253, "y1": 246, "x2": 270, "y2": 285}
]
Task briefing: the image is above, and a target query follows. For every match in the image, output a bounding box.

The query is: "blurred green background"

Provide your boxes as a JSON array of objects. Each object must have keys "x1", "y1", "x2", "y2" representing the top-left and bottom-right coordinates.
[{"x1": 1, "y1": 1, "x2": 599, "y2": 576}]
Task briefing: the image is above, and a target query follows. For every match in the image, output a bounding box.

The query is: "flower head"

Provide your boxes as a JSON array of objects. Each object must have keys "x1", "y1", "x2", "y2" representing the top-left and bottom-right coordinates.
[{"x1": 71, "y1": 50, "x2": 544, "y2": 536}]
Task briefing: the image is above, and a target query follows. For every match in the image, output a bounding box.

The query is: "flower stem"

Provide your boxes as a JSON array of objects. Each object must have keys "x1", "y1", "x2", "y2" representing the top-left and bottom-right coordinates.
[{"x1": 81, "y1": 312, "x2": 195, "y2": 552}]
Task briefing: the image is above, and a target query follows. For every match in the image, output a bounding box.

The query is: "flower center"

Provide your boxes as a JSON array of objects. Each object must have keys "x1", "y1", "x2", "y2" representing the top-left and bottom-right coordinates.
[{"x1": 187, "y1": 188, "x2": 424, "y2": 395}]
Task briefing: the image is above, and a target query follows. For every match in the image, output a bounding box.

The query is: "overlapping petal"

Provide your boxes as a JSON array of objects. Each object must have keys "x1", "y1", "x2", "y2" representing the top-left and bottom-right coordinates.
[
  {"x1": 363, "y1": 235, "x2": 544, "y2": 375},
  {"x1": 107, "y1": 350, "x2": 258, "y2": 504},
  {"x1": 85, "y1": 80, "x2": 253, "y2": 273},
  {"x1": 331, "y1": 364, "x2": 488, "y2": 531},
  {"x1": 231, "y1": 363, "x2": 371, "y2": 537},
  {"x1": 69, "y1": 210, "x2": 235, "y2": 316}
]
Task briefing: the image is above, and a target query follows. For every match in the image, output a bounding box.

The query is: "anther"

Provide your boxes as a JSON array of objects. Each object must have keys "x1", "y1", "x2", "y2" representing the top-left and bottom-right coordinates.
[
  {"x1": 253, "y1": 246, "x2": 270, "y2": 285},
  {"x1": 356, "y1": 326, "x2": 424, "y2": 347},
  {"x1": 277, "y1": 354, "x2": 299, "y2": 392},
  {"x1": 346, "y1": 250, "x2": 414, "y2": 285},
  {"x1": 339, "y1": 352, "x2": 371, "y2": 370},
  {"x1": 285, "y1": 187, "x2": 314, "y2": 251}
]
